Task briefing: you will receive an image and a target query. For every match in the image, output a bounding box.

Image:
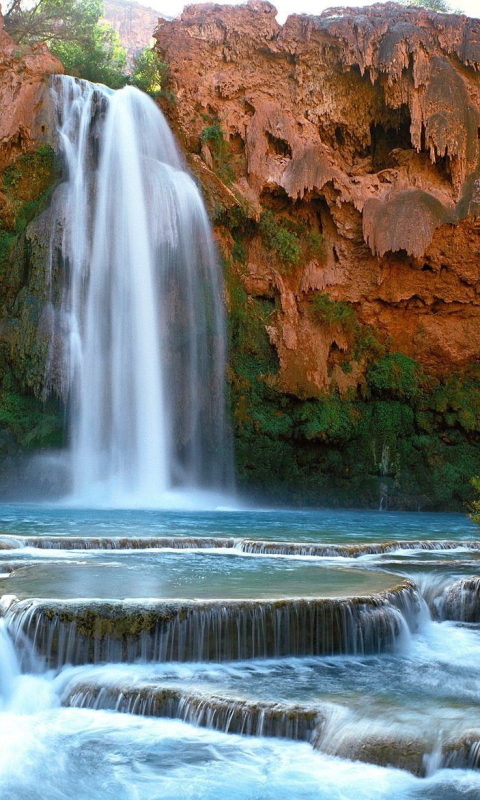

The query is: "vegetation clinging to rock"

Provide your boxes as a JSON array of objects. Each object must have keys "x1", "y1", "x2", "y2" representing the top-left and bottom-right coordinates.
[{"x1": 259, "y1": 210, "x2": 301, "y2": 267}]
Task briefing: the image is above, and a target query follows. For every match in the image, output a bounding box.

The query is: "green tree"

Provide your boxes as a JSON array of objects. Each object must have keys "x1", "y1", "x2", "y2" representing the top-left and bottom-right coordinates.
[
  {"x1": 5, "y1": 0, "x2": 99, "y2": 46},
  {"x1": 51, "y1": 21, "x2": 128, "y2": 88},
  {"x1": 401, "y1": 0, "x2": 459, "y2": 12},
  {"x1": 3, "y1": 0, "x2": 128, "y2": 88},
  {"x1": 130, "y1": 47, "x2": 166, "y2": 96}
]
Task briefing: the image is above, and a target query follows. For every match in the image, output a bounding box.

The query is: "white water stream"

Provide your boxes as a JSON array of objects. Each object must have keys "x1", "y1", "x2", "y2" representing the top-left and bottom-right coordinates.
[
  {"x1": 47, "y1": 76, "x2": 233, "y2": 508},
  {"x1": 1, "y1": 509, "x2": 480, "y2": 796}
]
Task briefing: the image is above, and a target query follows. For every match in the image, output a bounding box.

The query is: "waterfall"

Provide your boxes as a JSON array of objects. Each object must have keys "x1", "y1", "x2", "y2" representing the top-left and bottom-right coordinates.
[
  {"x1": 5, "y1": 584, "x2": 420, "y2": 666},
  {"x1": 0, "y1": 620, "x2": 21, "y2": 705},
  {"x1": 47, "y1": 75, "x2": 233, "y2": 507}
]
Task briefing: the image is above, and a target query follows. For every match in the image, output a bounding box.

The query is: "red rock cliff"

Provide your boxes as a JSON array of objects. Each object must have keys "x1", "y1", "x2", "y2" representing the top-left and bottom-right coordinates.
[
  {"x1": 0, "y1": 11, "x2": 61, "y2": 172},
  {"x1": 155, "y1": 2, "x2": 480, "y2": 397}
]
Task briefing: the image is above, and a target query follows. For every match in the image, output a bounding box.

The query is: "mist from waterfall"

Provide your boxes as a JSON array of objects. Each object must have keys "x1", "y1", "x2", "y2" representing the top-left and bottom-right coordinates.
[{"x1": 47, "y1": 76, "x2": 234, "y2": 508}]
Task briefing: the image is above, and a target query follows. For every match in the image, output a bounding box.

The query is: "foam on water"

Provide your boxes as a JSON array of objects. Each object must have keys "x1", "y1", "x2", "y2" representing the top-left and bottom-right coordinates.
[{"x1": 0, "y1": 705, "x2": 479, "y2": 800}]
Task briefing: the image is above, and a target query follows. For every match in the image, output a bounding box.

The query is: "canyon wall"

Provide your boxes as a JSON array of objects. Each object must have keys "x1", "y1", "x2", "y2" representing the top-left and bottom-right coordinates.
[
  {"x1": 103, "y1": 0, "x2": 159, "y2": 62},
  {"x1": 0, "y1": 13, "x2": 60, "y2": 169},
  {"x1": 0, "y1": 14, "x2": 63, "y2": 483},
  {"x1": 155, "y1": 2, "x2": 480, "y2": 508}
]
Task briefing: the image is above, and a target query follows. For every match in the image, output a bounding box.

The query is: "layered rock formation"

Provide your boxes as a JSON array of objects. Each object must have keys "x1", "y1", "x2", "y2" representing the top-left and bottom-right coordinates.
[
  {"x1": 155, "y1": 1, "x2": 480, "y2": 395},
  {"x1": 0, "y1": 13, "x2": 63, "y2": 483}
]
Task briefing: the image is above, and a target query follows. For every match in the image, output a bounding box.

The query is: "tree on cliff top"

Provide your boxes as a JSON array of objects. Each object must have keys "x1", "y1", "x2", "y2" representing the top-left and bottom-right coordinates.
[
  {"x1": 4, "y1": 0, "x2": 100, "y2": 46},
  {"x1": 3, "y1": 0, "x2": 128, "y2": 88},
  {"x1": 401, "y1": 0, "x2": 460, "y2": 11}
]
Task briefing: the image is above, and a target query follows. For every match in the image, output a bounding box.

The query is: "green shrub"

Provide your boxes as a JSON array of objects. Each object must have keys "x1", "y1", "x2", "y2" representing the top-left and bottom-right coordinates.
[
  {"x1": 0, "y1": 374, "x2": 63, "y2": 450},
  {"x1": 201, "y1": 118, "x2": 235, "y2": 185},
  {"x1": 470, "y1": 475, "x2": 480, "y2": 523},
  {"x1": 310, "y1": 292, "x2": 357, "y2": 332},
  {"x1": 367, "y1": 353, "x2": 422, "y2": 400},
  {"x1": 304, "y1": 230, "x2": 325, "y2": 259},
  {"x1": 259, "y1": 210, "x2": 301, "y2": 267},
  {"x1": 130, "y1": 48, "x2": 168, "y2": 96},
  {"x1": 294, "y1": 396, "x2": 359, "y2": 443},
  {"x1": 232, "y1": 237, "x2": 247, "y2": 264}
]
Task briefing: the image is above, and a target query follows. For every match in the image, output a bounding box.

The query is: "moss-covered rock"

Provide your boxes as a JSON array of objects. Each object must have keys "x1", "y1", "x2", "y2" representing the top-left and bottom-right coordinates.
[
  {"x1": 0, "y1": 144, "x2": 63, "y2": 463},
  {"x1": 226, "y1": 264, "x2": 480, "y2": 509}
]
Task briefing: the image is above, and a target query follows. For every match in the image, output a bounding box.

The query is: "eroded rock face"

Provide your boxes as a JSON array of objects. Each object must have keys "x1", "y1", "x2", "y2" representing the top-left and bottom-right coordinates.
[
  {"x1": 155, "y1": 1, "x2": 480, "y2": 392},
  {"x1": 0, "y1": 12, "x2": 61, "y2": 171},
  {"x1": 0, "y1": 14, "x2": 63, "y2": 476}
]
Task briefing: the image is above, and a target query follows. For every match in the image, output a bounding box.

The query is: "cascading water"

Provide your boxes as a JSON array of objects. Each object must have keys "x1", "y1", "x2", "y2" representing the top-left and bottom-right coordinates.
[
  {"x1": 2, "y1": 509, "x2": 480, "y2": 796},
  {"x1": 47, "y1": 75, "x2": 233, "y2": 507}
]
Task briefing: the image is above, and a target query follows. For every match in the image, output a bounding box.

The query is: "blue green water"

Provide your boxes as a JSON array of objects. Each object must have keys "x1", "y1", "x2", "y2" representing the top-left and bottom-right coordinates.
[
  {"x1": 0, "y1": 505, "x2": 475, "y2": 543},
  {"x1": 1, "y1": 504, "x2": 480, "y2": 799}
]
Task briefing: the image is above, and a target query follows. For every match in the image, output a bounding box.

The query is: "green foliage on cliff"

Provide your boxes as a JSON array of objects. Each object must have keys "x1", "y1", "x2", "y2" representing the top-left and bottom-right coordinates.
[
  {"x1": 0, "y1": 374, "x2": 63, "y2": 449},
  {"x1": 259, "y1": 211, "x2": 301, "y2": 267},
  {"x1": 366, "y1": 354, "x2": 423, "y2": 401},
  {"x1": 4, "y1": 0, "x2": 98, "y2": 45},
  {"x1": 201, "y1": 119, "x2": 236, "y2": 185},
  {"x1": 51, "y1": 22, "x2": 128, "y2": 88},
  {"x1": 1, "y1": 145, "x2": 56, "y2": 234},
  {"x1": 129, "y1": 48, "x2": 170, "y2": 97},
  {"x1": 310, "y1": 292, "x2": 357, "y2": 333},
  {"x1": 227, "y1": 282, "x2": 480, "y2": 508},
  {"x1": 0, "y1": 145, "x2": 64, "y2": 454},
  {"x1": 0, "y1": 232, "x2": 16, "y2": 273},
  {"x1": 469, "y1": 476, "x2": 480, "y2": 524},
  {"x1": 401, "y1": 0, "x2": 458, "y2": 12}
]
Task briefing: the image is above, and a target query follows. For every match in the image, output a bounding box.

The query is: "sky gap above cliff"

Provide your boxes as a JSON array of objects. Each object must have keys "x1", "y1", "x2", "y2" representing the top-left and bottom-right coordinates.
[{"x1": 142, "y1": 0, "x2": 477, "y2": 24}]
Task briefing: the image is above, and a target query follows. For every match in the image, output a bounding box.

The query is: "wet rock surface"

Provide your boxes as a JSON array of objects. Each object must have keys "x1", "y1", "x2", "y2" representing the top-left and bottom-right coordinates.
[{"x1": 4, "y1": 581, "x2": 418, "y2": 664}]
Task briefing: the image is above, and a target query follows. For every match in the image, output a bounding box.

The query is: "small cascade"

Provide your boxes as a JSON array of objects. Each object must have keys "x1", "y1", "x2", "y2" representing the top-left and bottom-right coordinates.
[
  {"x1": 9, "y1": 535, "x2": 480, "y2": 556},
  {"x1": 440, "y1": 734, "x2": 480, "y2": 770},
  {"x1": 46, "y1": 75, "x2": 233, "y2": 506},
  {"x1": 466, "y1": 738, "x2": 480, "y2": 770},
  {"x1": 61, "y1": 674, "x2": 480, "y2": 776},
  {"x1": 18, "y1": 536, "x2": 234, "y2": 551},
  {"x1": 4, "y1": 583, "x2": 421, "y2": 667},
  {"x1": 0, "y1": 617, "x2": 53, "y2": 713},
  {"x1": 237, "y1": 539, "x2": 480, "y2": 558},
  {"x1": 313, "y1": 706, "x2": 429, "y2": 776},
  {"x1": 436, "y1": 576, "x2": 480, "y2": 622},
  {"x1": 63, "y1": 680, "x2": 321, "y2": 741}
]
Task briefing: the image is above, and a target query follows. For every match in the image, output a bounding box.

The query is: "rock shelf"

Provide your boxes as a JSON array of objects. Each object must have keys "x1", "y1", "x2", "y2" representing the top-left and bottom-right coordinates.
[{"x1": 3, "y1": 580, "x2": 420, "y2": 666}]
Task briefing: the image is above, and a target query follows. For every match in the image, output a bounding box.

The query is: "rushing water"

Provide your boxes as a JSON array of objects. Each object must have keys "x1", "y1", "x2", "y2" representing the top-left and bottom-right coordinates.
[
  {"x1": 46, "y1": 76, "x2": 232, "y2": 507},
  {"x1": 1, "y1": 506, "x2": 480, "y2": 798}
]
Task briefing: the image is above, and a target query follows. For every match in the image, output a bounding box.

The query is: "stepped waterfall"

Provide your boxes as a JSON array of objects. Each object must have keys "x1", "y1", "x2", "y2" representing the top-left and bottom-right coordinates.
[{"x1": 47, "y1": 76, "x2": 233, "y2": 507}]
